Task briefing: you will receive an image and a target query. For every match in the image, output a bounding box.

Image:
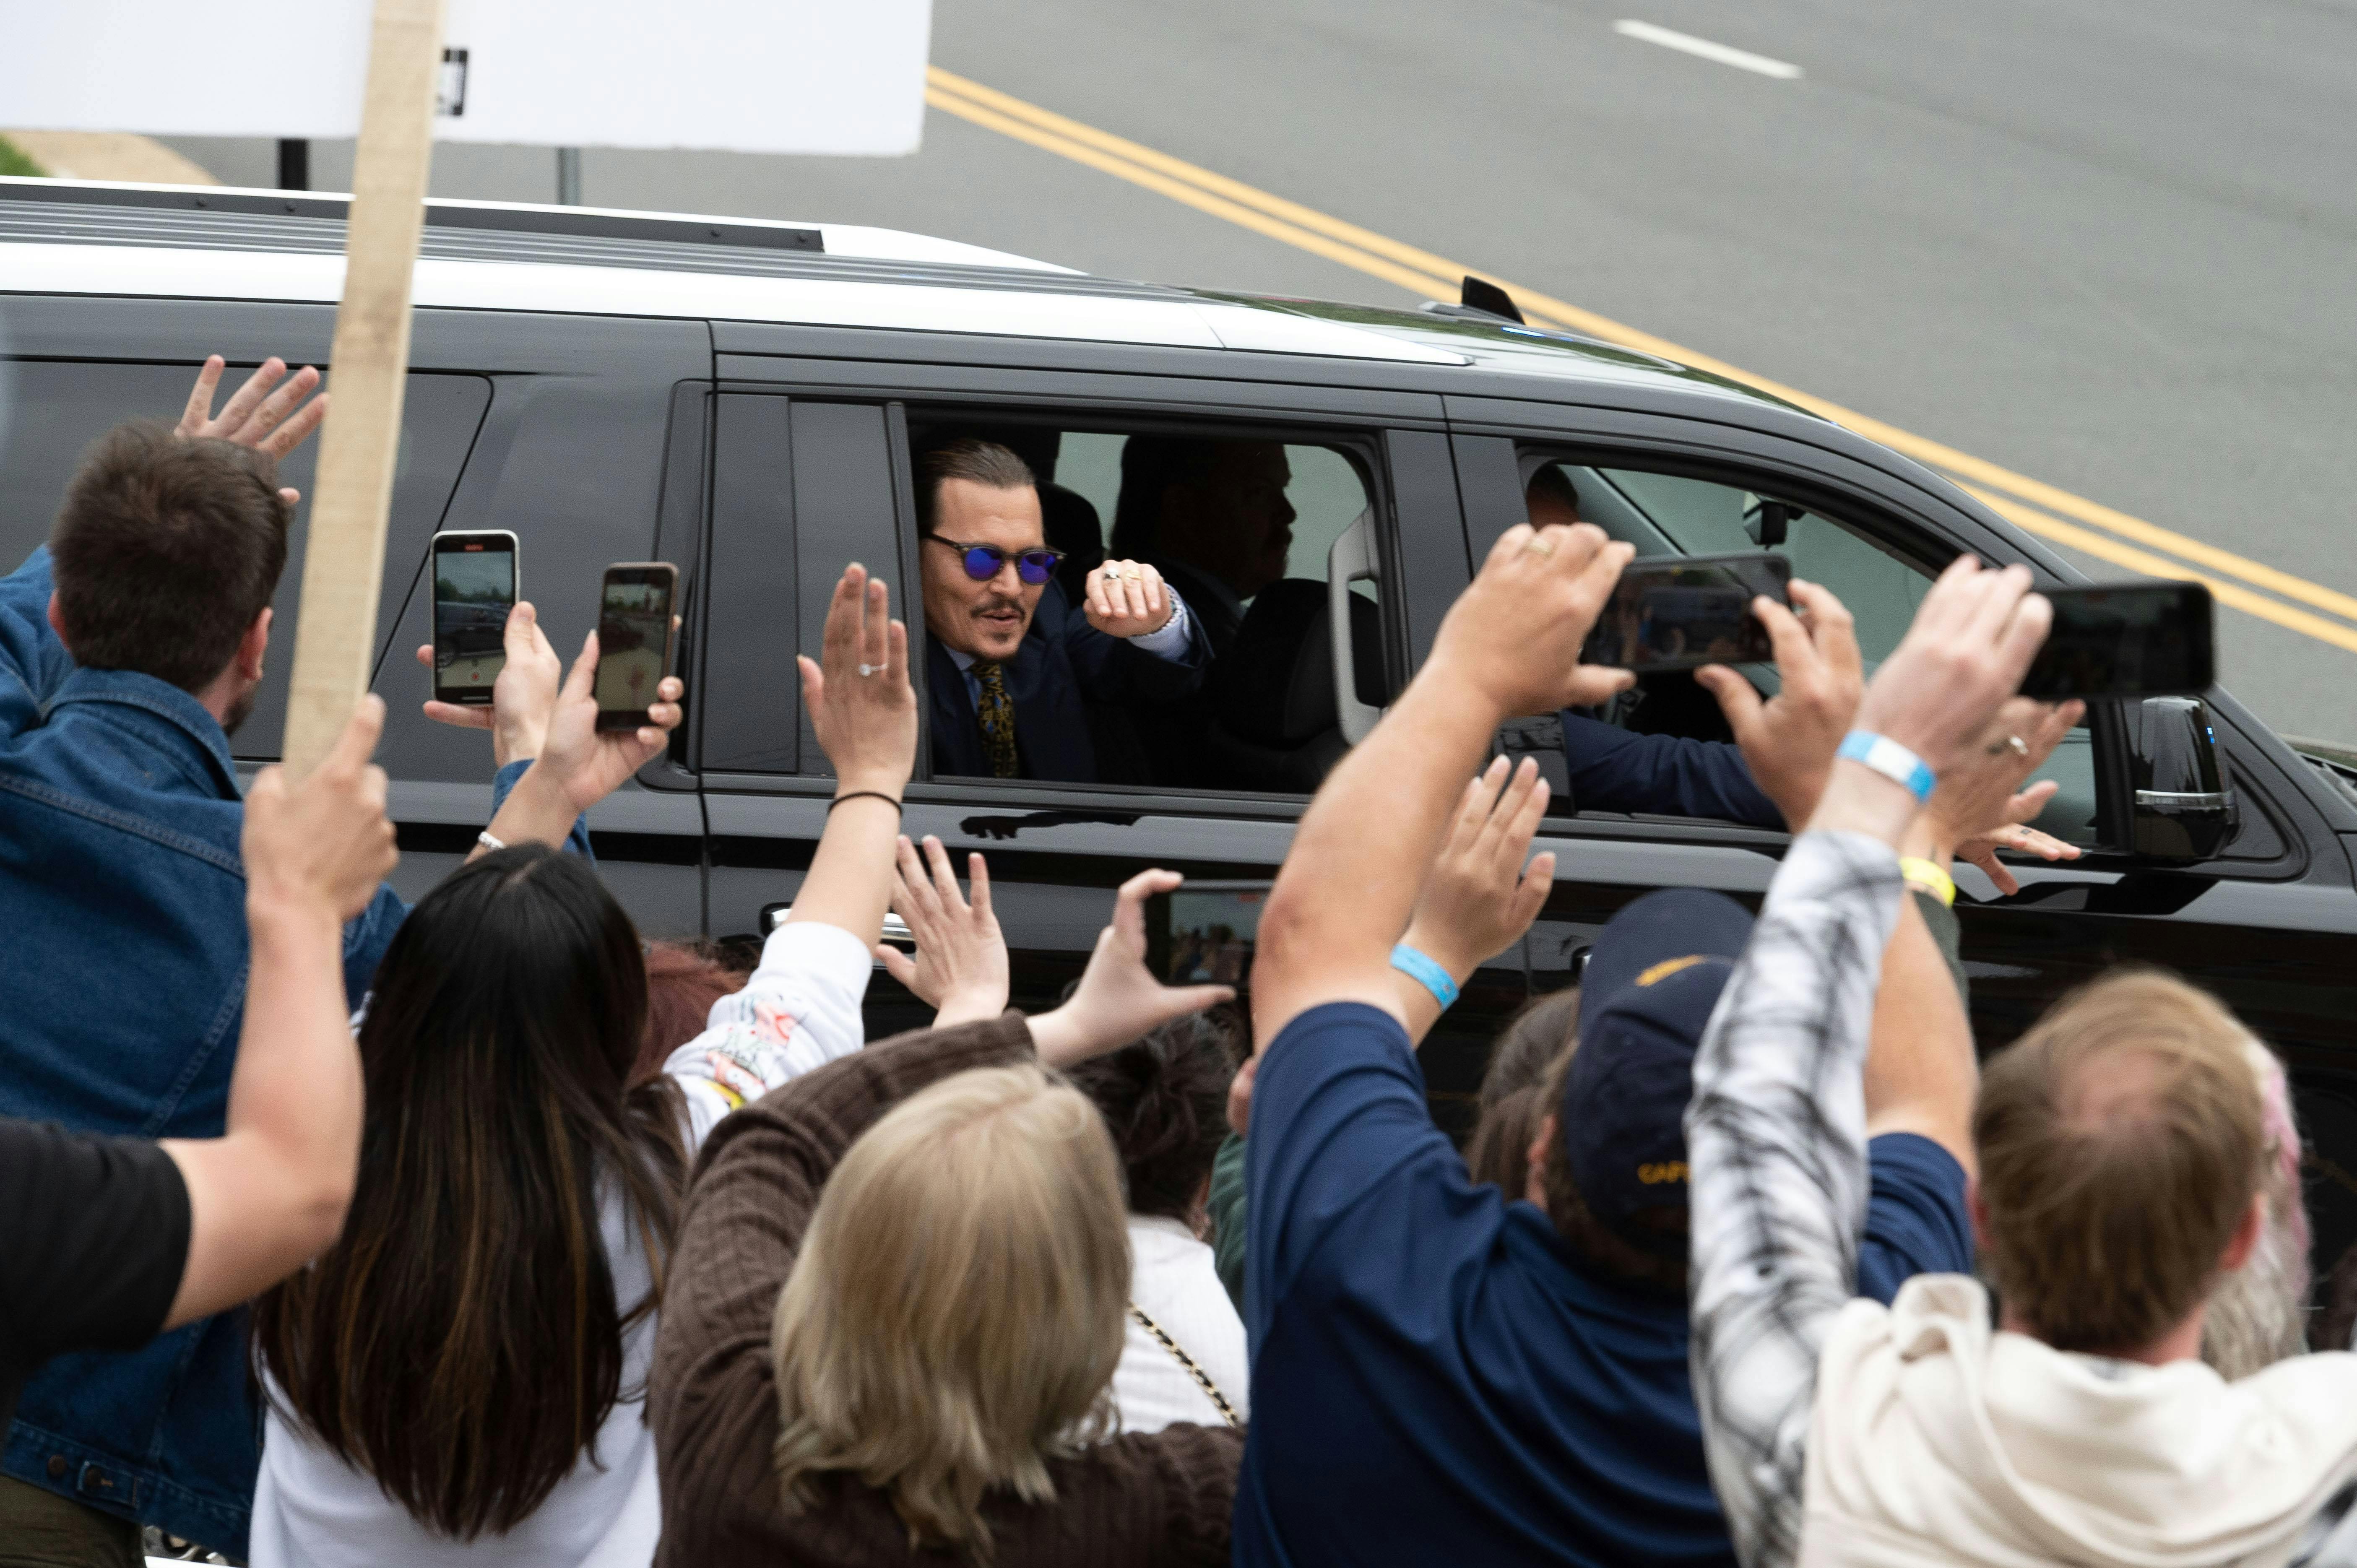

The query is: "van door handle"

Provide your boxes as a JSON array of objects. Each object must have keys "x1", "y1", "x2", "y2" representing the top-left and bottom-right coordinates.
[
  {"x1": 1328, "y1": 507, "x2": 1385, "y2": 746},
  {"x1": 760, "y1": 904, "x2": 914, "y2": 964}
]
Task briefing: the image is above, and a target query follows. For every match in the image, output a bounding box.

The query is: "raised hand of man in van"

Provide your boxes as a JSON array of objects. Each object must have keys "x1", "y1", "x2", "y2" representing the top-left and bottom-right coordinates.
[
  {"x1": 1693, "y1": 578, "x2": 1864, "y2": 830},
  {"x1": 177, "y1": 354, "x2": 328, "y2": 506},
  {"x1": 413, "y1": 600, "x2": 565, "y2": 766},
  {"x1": 1081, "y1": 557, "x2": 1177, "y2": 638}
]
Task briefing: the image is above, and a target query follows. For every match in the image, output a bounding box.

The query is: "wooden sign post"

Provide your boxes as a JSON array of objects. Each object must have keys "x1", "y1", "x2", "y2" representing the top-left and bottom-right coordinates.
[{"x1": 280, "y1": 0, "x2": 448, "y2": 777}]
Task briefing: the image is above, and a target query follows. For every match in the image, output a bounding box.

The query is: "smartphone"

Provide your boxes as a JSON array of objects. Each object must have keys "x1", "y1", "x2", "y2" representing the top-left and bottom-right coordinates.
[
  {"x1": 1578, "y1": 551, "x2": 1793, "y2": 673},
  {"x1": 2019, "y1": 582, "x2": 2214, "y2": 699},
  {"x1": 429, "y1": 530, "x2": 518, "y2": 705},
  {"x1": 593, "y1": 562, "x2": 680, "y2": 732},
  {"x1": 1144, "y1": 882, "x2": 1269, "y2": 996}
]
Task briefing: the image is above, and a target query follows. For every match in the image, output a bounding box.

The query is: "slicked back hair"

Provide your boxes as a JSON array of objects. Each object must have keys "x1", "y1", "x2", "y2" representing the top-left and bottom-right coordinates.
[
  {"x1": 1975, "y1": 970, "x2": 2265, "y2": 1355},
  {"x1": 49, "y1": 421, "x2": 289, "y2": 693},
  {"x1": 915, "y1": 438, "x2": 1037, "y2": 536}
]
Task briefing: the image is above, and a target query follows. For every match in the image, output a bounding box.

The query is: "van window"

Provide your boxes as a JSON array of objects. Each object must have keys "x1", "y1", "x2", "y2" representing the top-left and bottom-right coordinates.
[
  {"x1": 1513, "y1": 454, "x2": 2101, "y2": 847},
  {"x1": 904, "y1": 419, "x2": 1384, "y2": 794},
  {"x1": 0, "y1": 359, "x2": 491, "y2": 755}
]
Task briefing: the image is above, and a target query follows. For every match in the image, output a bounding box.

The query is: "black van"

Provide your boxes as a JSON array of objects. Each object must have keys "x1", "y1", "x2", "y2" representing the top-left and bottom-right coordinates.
[{"x1": 5, "y1": 178, "x2": 2355, "y2": 1260}]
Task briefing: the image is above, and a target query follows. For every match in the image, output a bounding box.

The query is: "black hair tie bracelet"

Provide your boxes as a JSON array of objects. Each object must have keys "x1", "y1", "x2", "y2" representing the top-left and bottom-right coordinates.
[{"x1": 828, "y1": 791, "x2": 904, "y2": 814}]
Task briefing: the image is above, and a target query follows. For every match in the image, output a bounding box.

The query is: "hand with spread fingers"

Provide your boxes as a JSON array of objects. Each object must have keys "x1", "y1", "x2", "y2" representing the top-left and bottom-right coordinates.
[
  {"x1": 1911, "y1": 695, "x2": 2087, "y2": 896},
  {"x1": 1393, "y1": 756, "x2": 1557, "y2": 1042},
  {"x1": 413, "y1": 601, "x2": 565, "y2": 767},
  {"x1": 1028, "y1": 869, "x2": 1236, "y2": 1068},
  {"x1": 177, "y1": 354, "x2": 329, "y2": 506},
  {"x1": 798, "y1": 563, "x2": 918, "y2": 798},
  {"x1": 879, "y1": 835, "x2": 1010, "y2": 1028},
  {"x1": 1424, "y1": 520, "x2": 1636, "y2": 720},
  {"x1": 1082, "y1": 557, "x2": 1176, "y2": 640},
  {"x1": 1696, "y1": 579, "x2": 1865, "y2": 830}
]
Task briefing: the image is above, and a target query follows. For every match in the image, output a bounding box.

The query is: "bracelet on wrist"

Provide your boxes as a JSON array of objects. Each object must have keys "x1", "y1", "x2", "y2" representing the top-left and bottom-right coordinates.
[
  {"x1": 829, "y1": 790, "x2": 903, "y2": 814},
  {"x1": 1898, "y1": 856, "x2": 1957, "y2": 908},
  {"x1": 1837, "y1": 731, "x2": 1936, "y2": 804},
  {"x1": 1389, "y1": 943, "x2": 1461, "y2": 1011}
]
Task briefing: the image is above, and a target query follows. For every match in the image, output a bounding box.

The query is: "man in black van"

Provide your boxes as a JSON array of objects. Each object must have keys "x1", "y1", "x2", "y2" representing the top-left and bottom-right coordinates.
[{"x1": 916, "y1": 437, "x2": 1210, "y2": 783}]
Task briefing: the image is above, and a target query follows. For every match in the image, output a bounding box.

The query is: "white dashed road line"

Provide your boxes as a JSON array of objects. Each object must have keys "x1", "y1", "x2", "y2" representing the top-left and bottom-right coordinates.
[{"x1": 1611, "y1": 21, "x2": 1804, "y2": 80}]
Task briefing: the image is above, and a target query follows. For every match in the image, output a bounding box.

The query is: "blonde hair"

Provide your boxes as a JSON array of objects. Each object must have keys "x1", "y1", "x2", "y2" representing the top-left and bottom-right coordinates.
[
  {"x1": 1975, "y1": 971, "x2": 2264, "y2": 1355},
  {"x1": 2202, "y1": 1036, "x2": 2310, "y2": 1377},
  {"x1": 770, "y1": 1064, "x2": 1130, "y2": 1559}
]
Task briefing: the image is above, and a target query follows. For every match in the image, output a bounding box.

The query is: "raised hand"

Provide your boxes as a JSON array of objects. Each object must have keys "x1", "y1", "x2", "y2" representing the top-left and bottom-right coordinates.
[
  {"x1": 1917, "y1": 695, "x2": 2086, "y2": 895},
  {"x1": 1028, "y1": 869, "x2": 1236, "y2": 1068},
  {"x1": 413, "y1": 601, "x2": 565, "y2": 767},
  {"x1": 241, "y1": 695, "x2": 397, "y2": 921},
  {"x1": 1082, "y1": 557, "x2": 1174, "y2": 639},
  {"x1": 535, "y1": 628, "x2": 685, "y2": 813},
  {"x1": 1852, "y1": 557, "x2": 2051, "y2": 780},
  {"x1": 879, "y1": 835, "x2": 1010, "y2": 1027},
  {"x1": 1402, "y1": 755, "x2": 1556, "y2": 987},
  {"x1": 1696, "y1": 579, "x2": 1865, "y2": 829},
  {"x1": 1424, "y1": 520, "x2": 1636, "y2": 719},
  {"x1": 798, "y1": 563, "x2": 917, "y2": 798},
  {"x1": 177, "y1": 354, "x2": 328, "y2": 505}
]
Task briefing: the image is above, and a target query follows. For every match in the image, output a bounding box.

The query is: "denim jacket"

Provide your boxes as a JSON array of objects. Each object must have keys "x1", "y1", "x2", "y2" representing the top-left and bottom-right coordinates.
[{"x1": 0, "y1": 546, "x2": 574, "y2": 1554}]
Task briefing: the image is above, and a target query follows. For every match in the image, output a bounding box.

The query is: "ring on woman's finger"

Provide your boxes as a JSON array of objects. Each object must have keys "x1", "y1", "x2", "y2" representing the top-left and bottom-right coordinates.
[
  {"x1": 858, "y1": 662, "x2": 882, "y2": 677},
  {"x1": 2006, "y1": 734, "x2": 2029, "y2": 757}
]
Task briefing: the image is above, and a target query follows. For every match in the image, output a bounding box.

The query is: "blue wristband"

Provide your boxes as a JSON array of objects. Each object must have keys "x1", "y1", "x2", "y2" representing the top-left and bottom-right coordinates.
[
  {"x1": 1837, "y1": 731, "x2": 1936, "y2": 803},
  {"x1": 1390, "y1": 943, "x2": 1461, "y2": 1011}
]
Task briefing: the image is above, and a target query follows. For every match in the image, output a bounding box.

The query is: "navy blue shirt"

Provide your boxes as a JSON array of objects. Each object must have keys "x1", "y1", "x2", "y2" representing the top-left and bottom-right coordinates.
[{"x1": 1236, "y1": 1002, "x2": 1969, "y2": 1568}]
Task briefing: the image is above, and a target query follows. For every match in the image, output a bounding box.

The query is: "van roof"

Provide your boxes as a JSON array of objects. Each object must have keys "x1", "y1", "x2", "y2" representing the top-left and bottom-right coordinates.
[{"x1": 0, "y1": 178, "x2": 1800, "y2": 409}]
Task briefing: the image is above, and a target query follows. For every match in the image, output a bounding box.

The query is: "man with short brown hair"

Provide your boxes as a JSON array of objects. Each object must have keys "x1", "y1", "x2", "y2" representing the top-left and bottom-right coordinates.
[
  {"x1": 916, "y1": 437, "x2": 1208, "y2": 783},
  {"x1": 1686, "y1": 558, "x2": 2357, "y2": 1568}
]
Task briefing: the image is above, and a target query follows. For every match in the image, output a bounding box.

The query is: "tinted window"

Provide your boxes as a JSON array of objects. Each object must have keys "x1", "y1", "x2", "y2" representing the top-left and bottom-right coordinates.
[
  {"x1": 907, "y1": 419, "x2": 1381, "y2": 793},
  {"x1": 700, "y1": 398, "x2": 900, "y2": 775},
  {"x1": 0, "y1": 359, "x2": 490, "y2": 756}
]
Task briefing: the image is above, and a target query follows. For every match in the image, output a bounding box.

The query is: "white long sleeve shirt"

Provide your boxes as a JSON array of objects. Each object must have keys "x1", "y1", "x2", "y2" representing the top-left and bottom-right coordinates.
[{"x1": 247, "y1": 919, "x2": 873, "y2": 1568}]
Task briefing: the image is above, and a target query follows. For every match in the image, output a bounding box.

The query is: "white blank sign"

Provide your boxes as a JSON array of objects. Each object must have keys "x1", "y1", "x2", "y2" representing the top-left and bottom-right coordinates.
[{"x1": 0, "y1": 0, "x2": 931, "y2": 156}]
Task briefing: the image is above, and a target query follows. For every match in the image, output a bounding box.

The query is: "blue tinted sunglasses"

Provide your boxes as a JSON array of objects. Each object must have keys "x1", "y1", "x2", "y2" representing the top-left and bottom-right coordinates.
[{"x1": 927, "y1": 536, "x2": 1066, "y2": 585}]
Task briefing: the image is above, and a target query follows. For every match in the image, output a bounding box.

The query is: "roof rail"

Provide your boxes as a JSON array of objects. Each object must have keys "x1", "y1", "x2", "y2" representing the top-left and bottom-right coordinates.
[{"x1": 0, "y1": 178, "x2": 822, "y2": 254}]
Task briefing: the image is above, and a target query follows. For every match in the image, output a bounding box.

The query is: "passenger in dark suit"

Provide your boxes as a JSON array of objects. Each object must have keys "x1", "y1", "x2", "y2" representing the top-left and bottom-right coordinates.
[
  {"x1": 917, "y1": 438, "x2": 1209, "y2": 784},
  {"x1": 1111, "y1": 437, "x2": 1297, "y2": 658},
  {"x1": 1529, "y1": 466, "x2": 1786, "y2": 830}
]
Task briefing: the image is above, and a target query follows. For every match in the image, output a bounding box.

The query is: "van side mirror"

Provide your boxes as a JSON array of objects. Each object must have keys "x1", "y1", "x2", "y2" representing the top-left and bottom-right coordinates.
[{"x1": 2125, "y1": 696, "x2": 2238, "y2": 861}]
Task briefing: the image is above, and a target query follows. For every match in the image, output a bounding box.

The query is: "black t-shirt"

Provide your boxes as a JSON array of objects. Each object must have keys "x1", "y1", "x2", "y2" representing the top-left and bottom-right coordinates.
[{"x1": 0, "y1": 1118, "x2": 191, "y2": 1431}]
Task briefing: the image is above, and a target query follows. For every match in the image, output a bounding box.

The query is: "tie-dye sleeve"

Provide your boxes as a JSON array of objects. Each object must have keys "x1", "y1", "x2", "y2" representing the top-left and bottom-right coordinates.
[{"x1": 663, "y1": 920, "x2": 873, "y2": 1150}]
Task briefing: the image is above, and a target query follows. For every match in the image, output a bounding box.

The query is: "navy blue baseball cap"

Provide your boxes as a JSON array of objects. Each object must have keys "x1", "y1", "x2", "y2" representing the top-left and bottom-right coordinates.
[{"x1": 1558, "y1": 889, "x2": 1755, "y2": 1257}]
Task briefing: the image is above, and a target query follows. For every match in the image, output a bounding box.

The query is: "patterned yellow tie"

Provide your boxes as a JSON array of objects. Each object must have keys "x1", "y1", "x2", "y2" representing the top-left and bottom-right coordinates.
[{"x1": 971, "y1": 659, "x2": 1021, "y2": 779}]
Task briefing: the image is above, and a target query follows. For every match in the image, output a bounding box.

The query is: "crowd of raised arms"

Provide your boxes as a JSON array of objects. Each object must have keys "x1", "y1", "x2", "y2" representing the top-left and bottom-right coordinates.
[{"x1": 8, "y1": 355, "x2": 2357, "y2": 1568}]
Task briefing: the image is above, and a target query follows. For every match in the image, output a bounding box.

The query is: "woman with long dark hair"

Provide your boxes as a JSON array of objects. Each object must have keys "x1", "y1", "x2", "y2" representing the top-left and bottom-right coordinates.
[{"x1": 246, "y1": 564, "x2": 917, "y2": 1564}]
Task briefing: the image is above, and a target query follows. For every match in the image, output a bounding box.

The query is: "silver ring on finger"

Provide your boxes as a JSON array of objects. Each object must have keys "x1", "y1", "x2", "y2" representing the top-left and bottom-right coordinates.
[
  {"x1": 859, "y1": 662, "x2": 881, "y2": 677},
  {"x1": 2006, "y1": 734, "x2": 2029, "y2": 757}
]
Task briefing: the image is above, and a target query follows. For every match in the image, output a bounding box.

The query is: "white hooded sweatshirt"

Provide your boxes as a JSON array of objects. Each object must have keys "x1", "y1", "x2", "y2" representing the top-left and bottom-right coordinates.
[{"x1": 1800, "y1": 1274, "x2": 2357, "y2": 1568}]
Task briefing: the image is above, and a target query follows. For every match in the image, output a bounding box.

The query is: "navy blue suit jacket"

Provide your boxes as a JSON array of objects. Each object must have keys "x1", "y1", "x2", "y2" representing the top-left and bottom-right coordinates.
[
  {"x1": 1557, "y1": 712, "x2": 1783, "y2": 828},
  {"x1": 928, "y1": 581, "x2": 1210, "y2": 783}
]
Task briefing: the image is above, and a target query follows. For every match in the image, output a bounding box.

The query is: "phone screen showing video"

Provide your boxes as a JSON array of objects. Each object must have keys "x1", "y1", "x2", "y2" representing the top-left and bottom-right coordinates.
[
  {"x1": 594, "y1": 569, "x2": 675, "y2": 722},
  {"x1": 2019, "y1": 582, "x2": 2214, "y2": 699},
  {"x1": 1579, "y1": 553, "x2": 1791, "y2": 673},
  {"x1": 1160, "y1": 887, "x2": 1264, "y2": 990},
  {"x1": 432, "y1": 537, "x2": 515, "y2": 703}
]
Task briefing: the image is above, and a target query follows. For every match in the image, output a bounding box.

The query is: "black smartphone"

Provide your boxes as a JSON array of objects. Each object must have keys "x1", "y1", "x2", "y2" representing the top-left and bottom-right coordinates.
[
  {"x1": 2019, "y1": 581, "x2": 2214, "y2": 699},
  {"x1": 1579, "y1": 551, "x2": 1793, "y2": 673},
  {"x1": 429, "y1": 530, "x2": 518, "y2": 706},
  {"x1": 1144, "y1": 882, "x2": 1269, "y2": 996},
  {"x1": 593, "y1": 562, "x2": 680, "y2": 732}
]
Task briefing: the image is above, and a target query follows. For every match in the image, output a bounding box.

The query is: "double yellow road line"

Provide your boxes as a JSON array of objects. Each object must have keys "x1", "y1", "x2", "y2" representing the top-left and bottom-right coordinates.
[{"x1": 925, "y1": 66, "x2": 2357, "y2": 658}]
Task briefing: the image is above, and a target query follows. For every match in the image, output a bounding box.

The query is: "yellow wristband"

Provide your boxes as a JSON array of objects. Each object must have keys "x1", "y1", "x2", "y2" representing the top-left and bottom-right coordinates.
[{"x1": 1898, "y1": 856, "x2": 1956, "y2": 908}]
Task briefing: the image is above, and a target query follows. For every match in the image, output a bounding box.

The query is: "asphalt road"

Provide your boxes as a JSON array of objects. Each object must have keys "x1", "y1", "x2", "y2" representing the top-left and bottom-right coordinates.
[{"x1": 164, "y1": 0, "x2": 2357, "y2": 741}]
